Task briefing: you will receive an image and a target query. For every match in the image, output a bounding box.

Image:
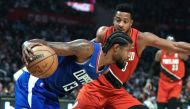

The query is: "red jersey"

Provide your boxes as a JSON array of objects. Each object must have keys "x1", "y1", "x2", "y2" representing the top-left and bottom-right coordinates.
[
  {"x1": 160, "y1": 50, "x2": 185, "y2": 81},
  {"x1": 102, "y1": 26, "x2": 140, "y2": 83}
]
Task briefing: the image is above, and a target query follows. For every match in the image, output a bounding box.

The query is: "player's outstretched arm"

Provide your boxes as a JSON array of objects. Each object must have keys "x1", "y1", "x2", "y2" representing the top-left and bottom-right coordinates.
[
  {"x1": 22, "y1": 39, "x2": 94, "y2": 64},
  {"x1": 179, "y1": 53, "x2": 189, "y2": 61},
  {"x1": 155, "y1": 50, "x2": 161, "y2": 62},
  {"x1": 144, "y1": 50, "x2": 161, "y2": 91},
  {"x1": 46, "y1": 39, "x2": 94, "y2": 59},
  {"x1": 138, "y1": 32, "x2": 190, "y2": 54}
]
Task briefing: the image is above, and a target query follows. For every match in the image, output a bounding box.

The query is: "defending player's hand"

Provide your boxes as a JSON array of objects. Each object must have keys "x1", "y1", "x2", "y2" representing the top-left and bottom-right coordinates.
[
  {"x1": 22, "y1": 41, "x2": 43, "y2": 65},
  {"x1": 144, "y1": 79, "x2": 153, "y2": 91}
]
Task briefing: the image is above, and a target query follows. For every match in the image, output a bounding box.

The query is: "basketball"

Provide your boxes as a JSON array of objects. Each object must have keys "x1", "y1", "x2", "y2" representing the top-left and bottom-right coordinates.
[{"x1": 26, "y1": 45, "x2": 58, "y2": 78}]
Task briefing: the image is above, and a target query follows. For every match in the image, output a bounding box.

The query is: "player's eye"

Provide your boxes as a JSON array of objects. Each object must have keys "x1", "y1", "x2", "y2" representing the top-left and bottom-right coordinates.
[
  {"x1": 115, "y1": 17, "x2": 121, "y2": 22},
  {"x1": 123, "y1": 20, "x2": 129, "y2": 24},
  {"x1": 117, "y1": 19, "x2": 121, "y2": 22}
]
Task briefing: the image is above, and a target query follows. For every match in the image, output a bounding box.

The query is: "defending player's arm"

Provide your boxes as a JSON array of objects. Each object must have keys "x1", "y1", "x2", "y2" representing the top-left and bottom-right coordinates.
[
  {"x1": 144, "y1": 50, "x2": 161, "y2": 91},
  {"x1": 179, "y1": 53, "x2": 189, "y2": 61},
  {"x1": 93, "y1": 26, "x2": 108, "y2": 43},
  {"x1": 155, "y1": 50, "x2": 161, "y2": 62},
  {"x1": 22, "y1": 39, "x2": 94, "y2": 64},
  {"x1": 138, "y1": 32, "x2": 190, "y2": 54}
]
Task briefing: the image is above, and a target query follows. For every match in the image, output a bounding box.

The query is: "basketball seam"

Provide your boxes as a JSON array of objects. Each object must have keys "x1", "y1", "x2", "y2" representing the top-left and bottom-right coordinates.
[
  {"x1": 37, "y1": 54, "x2": 57, "y2": 77},
  {"x1": 27, "y1": 53, "x2": 56, "y2": 69},
  {"x1": 27, "y1": 50, "x2": 54, "y2": 67},
  {"x1": 41, "y1": 54, "x2": 57, "y2": 78},
  {"x1": 28, "y1": 53, "x2": 57, "y2": 77}
]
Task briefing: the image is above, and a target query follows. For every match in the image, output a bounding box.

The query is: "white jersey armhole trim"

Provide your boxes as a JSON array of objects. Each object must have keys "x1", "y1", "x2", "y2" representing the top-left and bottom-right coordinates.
[
  {"x1": 13, "y1": 67, "x2": 28, "y2": 81},
  {"x1": 109, "y1": 68, "x2": 123, "y2": 84},
  {"x1": 28, "y1": 75, "x2": 39, "y2": 108}
]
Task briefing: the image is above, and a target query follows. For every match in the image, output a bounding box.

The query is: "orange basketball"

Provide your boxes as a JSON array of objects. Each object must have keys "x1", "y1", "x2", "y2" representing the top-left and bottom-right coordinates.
[{"x1": 26, "y1": 45, "x2": 58, "y2": 78}]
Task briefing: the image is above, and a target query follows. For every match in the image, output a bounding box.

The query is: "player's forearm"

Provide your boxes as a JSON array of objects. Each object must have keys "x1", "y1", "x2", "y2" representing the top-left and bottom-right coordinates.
[
  {"x1": 46, "y1": 41, "x2": 71, "y2": 56},
  {"x1": 176, "y1": 42, "x2": 190, "y2": 54},
  {"x1": 27, "y1": 39, "x2": 73, "y2": 56},
  {"x1": 26, "y1": 39, "x2": 69, "y2": 56},
  {"x1": 27, "y1": 39, "x2": 92, "y2": 58},
  {"x1": 46, "y1": 39, "x2": 93, "y2": 58}
]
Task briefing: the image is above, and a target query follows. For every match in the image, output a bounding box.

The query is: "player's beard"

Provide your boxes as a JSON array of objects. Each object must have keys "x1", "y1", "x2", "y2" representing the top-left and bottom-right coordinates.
[{"x1": 115, "y1": 58, "x2": 126, "y2": 69}]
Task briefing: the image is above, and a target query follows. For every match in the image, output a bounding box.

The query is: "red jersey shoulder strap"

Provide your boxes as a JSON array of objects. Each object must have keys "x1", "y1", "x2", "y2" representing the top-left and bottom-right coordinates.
[
  {"x1": 102, "y1": 26, "x2": 115, "y2": 44},
  {"x1": 130, "y1": 28, "x2": 140, "y2": 58}
]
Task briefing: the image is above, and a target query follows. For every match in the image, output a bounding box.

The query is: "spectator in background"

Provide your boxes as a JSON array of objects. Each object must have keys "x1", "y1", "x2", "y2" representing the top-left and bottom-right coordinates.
[{"x1": 154, "y1": 36, "x2": 188, "y2": 109}]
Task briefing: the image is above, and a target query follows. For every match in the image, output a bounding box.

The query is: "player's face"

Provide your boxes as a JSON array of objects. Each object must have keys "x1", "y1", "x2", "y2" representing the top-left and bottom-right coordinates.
[
  {"x1": 113, "y1": 11, "x2": 133, "y2": 33},
  {"x1": 114, "y1": 44, "x2": 132, "y2": 69}
]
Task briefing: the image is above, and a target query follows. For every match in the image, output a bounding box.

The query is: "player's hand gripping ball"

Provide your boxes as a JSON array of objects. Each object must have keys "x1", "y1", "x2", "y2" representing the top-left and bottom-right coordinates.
[{"x1": 26, "y1": 45, "x2": 58, "y2": 78}]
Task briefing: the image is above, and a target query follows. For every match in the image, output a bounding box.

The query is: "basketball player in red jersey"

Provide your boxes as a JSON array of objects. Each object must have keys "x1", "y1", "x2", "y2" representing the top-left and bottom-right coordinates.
[
  {"x1": 73, "y1": 4, "x2": 190, "y2": 109},
  {"x1": 155, "y1": 36, "x2": 188, "y2": 109}
]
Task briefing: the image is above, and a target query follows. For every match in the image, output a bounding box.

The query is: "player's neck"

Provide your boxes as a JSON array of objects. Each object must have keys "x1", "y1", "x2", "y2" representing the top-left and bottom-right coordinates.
[{"x1": 98, "y1": 52, "x2": 113, "y2": 68}]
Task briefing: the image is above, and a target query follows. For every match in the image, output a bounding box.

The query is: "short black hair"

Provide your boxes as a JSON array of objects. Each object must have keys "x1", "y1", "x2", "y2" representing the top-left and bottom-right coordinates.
[
  {"x1": 102, "y1": 31, "x2": 133, "y2": 54},
  {"x1": 115, "y1": 4, "x2": 134, "y2": 19}
]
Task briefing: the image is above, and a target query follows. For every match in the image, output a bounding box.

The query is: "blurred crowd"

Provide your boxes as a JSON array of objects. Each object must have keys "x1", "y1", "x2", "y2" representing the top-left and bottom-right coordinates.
[
  {"x1": 0, "y1": 0, "x2": 190, "y2": 108},
  {"x1": 0, "y1": 0, "x2": 95, "y2": 97}
]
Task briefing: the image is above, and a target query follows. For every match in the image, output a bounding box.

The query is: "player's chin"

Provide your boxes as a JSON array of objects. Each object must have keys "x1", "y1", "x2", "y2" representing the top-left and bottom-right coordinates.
[
  {"x1": 120, "y1": 60, "x2": 126, "y2": 67},
  {"x1": 121, "y1": 62, "x2": 126, "y2": 69},
  {"x1": 121, "y1": 30, "x2": 127, "y2": 33},
  {"x1": 123, "y1": 59, "x2": 128, "y2": 63},
  {"x1": 116, "y1": 28, "x2": 127, "y2": 33},
  {"x1": 123, "y1": 61, "x2": 126, "y2": 67}
]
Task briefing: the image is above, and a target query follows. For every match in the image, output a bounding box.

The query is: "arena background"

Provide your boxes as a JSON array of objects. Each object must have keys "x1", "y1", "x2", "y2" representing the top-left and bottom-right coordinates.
[{"x1": 0, "y1": 0, "x2": 190, "y2": 109}]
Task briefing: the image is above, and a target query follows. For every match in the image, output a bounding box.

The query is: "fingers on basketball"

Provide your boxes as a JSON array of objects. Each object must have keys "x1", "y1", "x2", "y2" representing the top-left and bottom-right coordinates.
[{"x1": 26, "y1": 45, "x2": 58, "y2": 78}]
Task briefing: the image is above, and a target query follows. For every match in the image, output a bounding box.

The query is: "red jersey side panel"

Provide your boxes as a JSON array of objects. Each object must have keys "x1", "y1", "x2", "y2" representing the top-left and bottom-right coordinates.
[
  {"x1": 160, "y1": 50, "x2": 185, "y2": 81},
  {"x1": 102, "y1": 26, "x2": 140, "y2": 83}
]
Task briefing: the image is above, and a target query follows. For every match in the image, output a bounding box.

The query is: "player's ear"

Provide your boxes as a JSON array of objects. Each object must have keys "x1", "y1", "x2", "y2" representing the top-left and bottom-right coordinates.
[
  {"x1": 113, "y1": 16, "x2": 117, "y2": 24},
  {"x1": 113, "y1": 44, "x2": 120, "y2": 52},
  {"x1": 130, "y1": 19, "x2": 133, "y2": 26}
]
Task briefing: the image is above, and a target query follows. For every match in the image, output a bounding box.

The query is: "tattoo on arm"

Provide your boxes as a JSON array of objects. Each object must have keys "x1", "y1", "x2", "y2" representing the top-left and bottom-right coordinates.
[
  {"x1": 68, "y1": 39, "x2": 93, "y2": 58},
  {"x1": 46, "y1": 39, "x2": 93, "y2": 59},
  {"x1": 69, "y1": 39, "x2": 90, "y2": 52}
]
